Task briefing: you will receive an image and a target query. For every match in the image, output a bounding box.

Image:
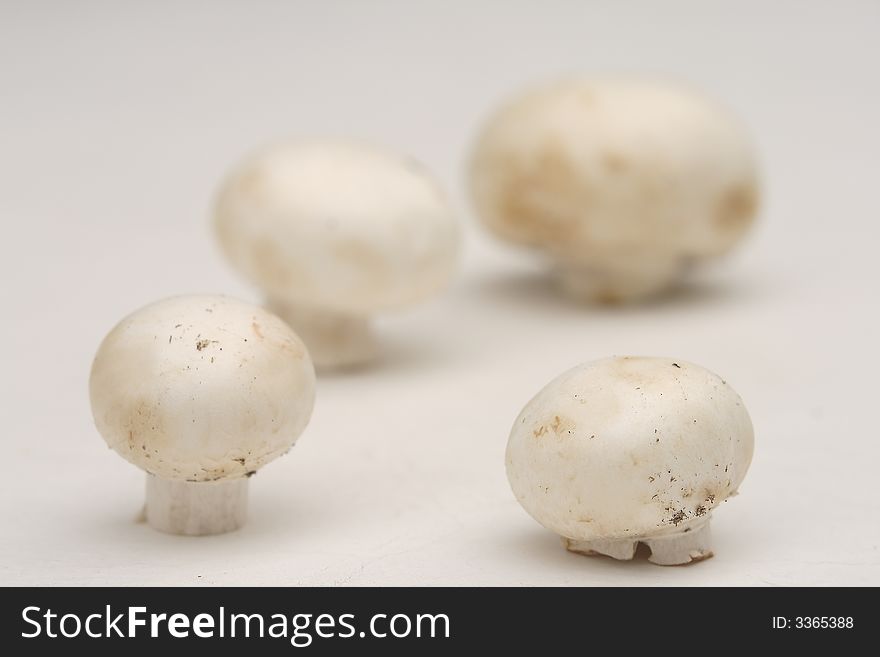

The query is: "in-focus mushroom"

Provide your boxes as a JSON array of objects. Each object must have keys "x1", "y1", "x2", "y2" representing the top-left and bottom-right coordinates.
[
  {"x1": 89, "y1": 295, "x2": 315, "y2": 535},
  {"x1": 469, "y1": 78, "x2": 760, "y2": 302},
  {"x1": 213, "y1": 138, "x2": 461, "y2": 368},
  {"x1": 505, "y1": 356, "x2": 753, "y2": 565}
]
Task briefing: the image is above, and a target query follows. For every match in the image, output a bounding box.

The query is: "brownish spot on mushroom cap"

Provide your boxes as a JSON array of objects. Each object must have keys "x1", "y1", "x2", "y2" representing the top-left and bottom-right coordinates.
[
  {"x1": 602, "y1": 151, "x2": 630, "y2": 173},
  {"x1": 575, "y1": 88, "x2": 597, "y2": 107},
  {"x1": 716, "y1": 184, "x2": 758, "y2": 232},
  {"x1": 594, "y1": 289, "x2": 624, "y2": 305},
  {"x1": 277, "y1": 337, "x2": 305, "y2": 359},
  {"x1": 251, "y1": 322, "x2": 263, "y2": 339},
  {"x1": 533, "y1": 414, "x2": 576, "y2": 438},
  {"x1": 549, "y1": 414, "x2": 575, "y2": 434},
  {"x1": 330, "y1": 239, "x2": 389, "y2": 289},
  {"x1": 491, "y1": 144, "x2": 589, "y2": 247}
]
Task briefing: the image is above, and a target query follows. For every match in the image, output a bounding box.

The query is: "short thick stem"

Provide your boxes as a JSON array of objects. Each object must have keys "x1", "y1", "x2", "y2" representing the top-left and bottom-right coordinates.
[
  {"x1": 563, "y1": 518, "x2": 713, "y2": 566},
  {"x1": 145, "y1": 476, "x2": 248, "y2": 536},
  {"x1": 268, "y1": 299, "x2": 376, "y2": 369},
  {"x1": 554, "y1": 258, "x2": 683, "y2": 304}
]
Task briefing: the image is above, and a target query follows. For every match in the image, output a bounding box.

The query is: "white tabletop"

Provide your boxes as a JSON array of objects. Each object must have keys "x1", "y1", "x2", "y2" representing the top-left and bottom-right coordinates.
[{"x1": 2, "y1": 0, "x2": 878, "y2": 586}]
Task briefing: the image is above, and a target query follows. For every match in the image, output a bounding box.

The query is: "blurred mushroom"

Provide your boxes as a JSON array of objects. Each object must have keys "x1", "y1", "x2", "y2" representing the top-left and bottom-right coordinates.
[
  {"x1": 470, "y1": 78, "x2": 760, "y2": 302},
  {"x1": 214, "y1": 139, "x2": 461, "y2": 368}
]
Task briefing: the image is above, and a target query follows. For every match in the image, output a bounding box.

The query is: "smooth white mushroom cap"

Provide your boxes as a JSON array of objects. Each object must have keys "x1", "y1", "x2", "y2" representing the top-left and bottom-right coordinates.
[
  {"x1": 214, "y1": 139, "x2": 460, "y2": 314},
  {"x1": 89, "y1": 296, "x2": 316, "y2": 482},
  {"x1": 470, "y1": 79, "x2": 760, "y2": 300},
  {"x1": 506, "y1": 357, "x2": 753, "y2": 542}
]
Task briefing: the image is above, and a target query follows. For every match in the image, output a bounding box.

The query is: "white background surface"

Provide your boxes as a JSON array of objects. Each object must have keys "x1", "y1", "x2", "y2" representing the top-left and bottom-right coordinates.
[{"x1": 1, "y1": 0, "x2": 879, "y2": 586}]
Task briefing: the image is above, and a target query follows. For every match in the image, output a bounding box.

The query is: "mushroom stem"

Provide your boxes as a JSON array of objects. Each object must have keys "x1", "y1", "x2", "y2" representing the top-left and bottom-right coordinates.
[
  {"x1": 554, "y1": 258, "x2": 684, "y2": 304},
  {"x1": 145, "y1": 476, "x2": 248, "y2": 536},
  {"x1": 563, "y1": 519, "x2": 713, "y2": 566},
  {"x1": 268, "y1": 299, "x2": 376, "y2": 369}
]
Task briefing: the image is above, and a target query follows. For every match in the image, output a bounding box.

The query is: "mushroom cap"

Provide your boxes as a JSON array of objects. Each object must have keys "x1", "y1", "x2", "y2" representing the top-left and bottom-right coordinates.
[
  {"x1": 89, "y1": 296, "x2": 316, "y2": 482},
  {"x1": 214, "y1": 139, "x2": 460, "y2": 314},
  {"x1": 505, "y1": 356, "x2": 754, "y2": 542},
  {"x1": 470, "y1": 78, "x2": 759, "y2": 271}
]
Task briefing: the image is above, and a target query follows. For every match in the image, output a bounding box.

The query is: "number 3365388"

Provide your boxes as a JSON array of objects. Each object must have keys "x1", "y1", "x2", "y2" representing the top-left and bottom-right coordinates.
[{"x1": 795, "y1": 617, "x2": 854, "y2": 629}]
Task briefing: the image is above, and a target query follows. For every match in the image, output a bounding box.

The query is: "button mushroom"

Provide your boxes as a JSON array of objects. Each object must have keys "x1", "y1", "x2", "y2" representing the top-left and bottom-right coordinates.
[
  {"x1": 505, "y1": 356, "x2": 754, "y2": 565},
  {"x1": 89, "y1": 296, "x2": 316, "y2": 535},
  {"x1": 469, "y1": 78, "x2": 760, "y2": 302},
  {"x1": 213, "y1": 138, "x2": 461, "y2": 368}
]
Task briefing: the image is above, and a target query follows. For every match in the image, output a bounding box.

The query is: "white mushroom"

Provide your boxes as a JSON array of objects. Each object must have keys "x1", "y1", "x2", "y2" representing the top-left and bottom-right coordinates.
[
  {"x1": 213, "y1": 138, "x2": 461, "y2": 368},
  {"x1": 505, "y1": 357, "x2": 753, "y2": 565},
  {"x1": 469, "y1": 78, "x2": 760, "y2": 302},
  {"x1": 89, "y1": 295, "x2": 316, "y2": 535}
]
